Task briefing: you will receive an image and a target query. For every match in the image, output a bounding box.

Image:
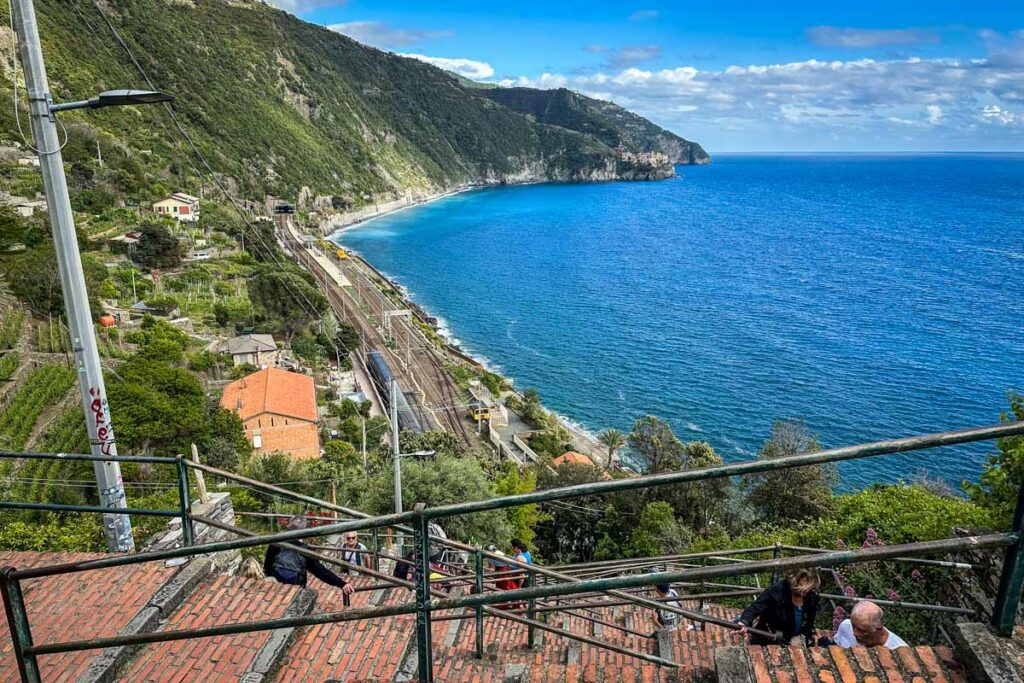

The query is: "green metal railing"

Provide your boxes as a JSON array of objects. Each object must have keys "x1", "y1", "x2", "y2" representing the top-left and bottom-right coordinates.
[
  {"x1": 0, "y1": 451, "x2": 195, "y2": 546},
  {"x1": 0, "y1": 420, "x2": 1023, "y2": 682}
]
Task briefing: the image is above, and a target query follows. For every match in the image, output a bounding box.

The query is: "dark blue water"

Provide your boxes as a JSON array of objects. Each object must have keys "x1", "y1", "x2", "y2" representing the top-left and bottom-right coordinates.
[{"x1": 336, "y1": 154, "x2": 1024, "y2": 489}]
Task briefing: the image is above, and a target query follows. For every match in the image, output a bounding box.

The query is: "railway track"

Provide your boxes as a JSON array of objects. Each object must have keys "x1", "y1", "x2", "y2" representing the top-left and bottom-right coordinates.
[{"x1": 278, "y1": 219, "x2": 476, "y2": 448}]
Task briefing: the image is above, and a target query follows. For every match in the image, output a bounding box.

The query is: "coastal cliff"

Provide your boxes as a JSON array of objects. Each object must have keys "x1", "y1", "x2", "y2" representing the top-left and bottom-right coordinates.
[
  {"x1": 478, "y1": 87, "x2": 710, "y2": 166},
  {"x1": 17, "y1": 0, "x2": 704, "y2": 213}
]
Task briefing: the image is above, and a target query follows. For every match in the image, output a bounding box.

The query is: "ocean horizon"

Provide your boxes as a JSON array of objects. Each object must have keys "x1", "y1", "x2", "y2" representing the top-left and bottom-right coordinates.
[{"x1": 335, "y1": 153, "x2": 1024, "y2": 489}]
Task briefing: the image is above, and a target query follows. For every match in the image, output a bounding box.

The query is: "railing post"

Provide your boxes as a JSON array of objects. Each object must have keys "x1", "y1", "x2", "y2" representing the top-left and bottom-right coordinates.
[
  {"x1": 371, "y1": 528, "x2": 380, "y2": 572},
  {"x1": 1, "y1": 567, "x2": 41, "y2": 682},
  {"x1": 474, "y1": 549, "x2": 484, "y2": 658},
  {"x1": 175, "y1": 455, "x2": 193, "y2": 547},
  {"x1": 992, "y1": 481, "x2": 1024, "y2": 635},
  {"x1": 527, "y1": 568, "x2": 536, "y2": 648},
  {"x1": 698, "y1": 557, "x2": 706, "y2": 631},
  {"x1": 771, "y1": 542, "x2": 782, "y2": 584},
  {"x1": 413, "y1": 504, "x2": 434, "y2": 682}
]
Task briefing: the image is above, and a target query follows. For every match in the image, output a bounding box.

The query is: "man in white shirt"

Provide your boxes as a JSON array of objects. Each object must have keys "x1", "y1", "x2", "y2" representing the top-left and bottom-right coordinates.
[{"x1": 833, "y1": 601, "x2": 908, "y2": 649}]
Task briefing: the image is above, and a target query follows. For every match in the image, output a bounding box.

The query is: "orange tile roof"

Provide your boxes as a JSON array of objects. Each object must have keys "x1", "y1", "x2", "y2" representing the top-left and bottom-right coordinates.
[
  {"x1": 220, "y1": 367, "x2": 317, "y2": 423},
  {"x1": 553, "y1": 451, "x2": 594, "y2": 467}
]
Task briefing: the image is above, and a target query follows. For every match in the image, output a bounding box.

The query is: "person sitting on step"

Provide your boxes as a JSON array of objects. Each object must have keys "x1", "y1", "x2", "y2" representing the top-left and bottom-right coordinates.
[{"x1": 833, "y1": 601, "x2": 908, "y2": 649}]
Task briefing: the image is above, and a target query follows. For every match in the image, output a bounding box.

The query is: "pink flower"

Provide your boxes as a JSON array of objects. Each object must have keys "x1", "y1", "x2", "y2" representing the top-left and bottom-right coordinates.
[
  {"x1": 843, "y1": 585, "x2": 857, "y2": 598},
  {"x1": 832, "y1": 570, "x2": 846, "y2": 588},
  {"x1": 865, "y1": 528, "x2": 878, "y2": 541},
  {"x1": 832, "y1": 606, "x2": 847, "y2": 630},
  {"x1": 911, "y1": 569, "x2": 924, "y2": 581},
  {"x1": 887, "y1": 589, "x2": 901, "y2": 602}
]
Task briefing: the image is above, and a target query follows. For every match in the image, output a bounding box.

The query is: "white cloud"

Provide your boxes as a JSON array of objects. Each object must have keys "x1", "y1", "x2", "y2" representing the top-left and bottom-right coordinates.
[
  {"x1": 629, "y1": 10, "x2": 659, "y2": 21},
  {"x1": 400, "y1": 53, "x2": 495, "y2": 80},
  {"x1": 806, "y1": 26, "x2": 941, "y2": 48},
  {"x1": 502, "y1": 52, "x2": 1024, "y2": 150},
  {"x1": 327, "y1": 21, "x2": 452, "y2": 49},
  {"x1": 980, "y1": 105, "x2": 1019, "y2": 125}
]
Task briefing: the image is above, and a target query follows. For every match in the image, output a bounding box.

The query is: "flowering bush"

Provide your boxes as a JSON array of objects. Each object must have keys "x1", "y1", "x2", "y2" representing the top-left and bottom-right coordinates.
[{"x1": 825, "y1": 528, "x2": 956, "y2": 644}]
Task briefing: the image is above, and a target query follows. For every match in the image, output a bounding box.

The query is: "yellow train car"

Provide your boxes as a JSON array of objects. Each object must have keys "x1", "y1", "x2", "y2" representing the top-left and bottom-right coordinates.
[{"x1": 335, "y1": 248, "x2": 349, "y2": 260}]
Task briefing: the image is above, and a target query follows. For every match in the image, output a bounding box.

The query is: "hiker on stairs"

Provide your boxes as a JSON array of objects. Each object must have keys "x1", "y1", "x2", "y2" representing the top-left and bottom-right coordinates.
[
  {"x1": 735, "y1": 568, "x2": 820, "y2": 646},
  {"x1": 264, "y1": 515, "x2": 353, "y2": 595}
]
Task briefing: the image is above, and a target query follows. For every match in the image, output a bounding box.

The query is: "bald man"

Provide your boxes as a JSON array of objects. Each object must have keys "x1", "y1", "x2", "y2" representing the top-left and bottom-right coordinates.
[{"x1": 833, "y1": 601, "x2": 908, "y2": 649}]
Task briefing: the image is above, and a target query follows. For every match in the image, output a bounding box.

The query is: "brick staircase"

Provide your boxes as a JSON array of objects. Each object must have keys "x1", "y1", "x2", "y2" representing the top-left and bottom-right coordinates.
[
  {"x1": 0, "y1": 552, "x2": 994, "y2": 683},
  {"x1": 116, "y1": 574, "x2": 307, "y2": 683},
  {"x1": 0, "y1": 551, "x2": 175, "y2": 682}
]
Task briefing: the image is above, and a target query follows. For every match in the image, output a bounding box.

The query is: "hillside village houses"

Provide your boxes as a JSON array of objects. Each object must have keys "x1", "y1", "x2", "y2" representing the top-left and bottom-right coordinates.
[
  {"x1": 153, "y1": 192, "x2": 200, "y2": 222},
  {"x1": 1, "y1": 192, "x2": 47, "y2": 217},
  {"x1": 220, "y1": 367, "x2": 321, "y2": 460},
  {"x1": 221, "y1": 333, "x2": 281, "y2": 367}
]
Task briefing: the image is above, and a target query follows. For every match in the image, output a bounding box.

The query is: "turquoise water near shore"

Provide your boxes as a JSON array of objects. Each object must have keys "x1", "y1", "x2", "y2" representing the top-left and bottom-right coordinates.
[{"x1": 335, "y1": 154, "x2": 1024, "y2": 488}]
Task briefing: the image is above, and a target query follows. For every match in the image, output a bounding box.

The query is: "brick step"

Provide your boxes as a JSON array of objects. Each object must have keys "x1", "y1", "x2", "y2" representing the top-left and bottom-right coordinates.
[
  {"x1": 0, "y1": 551, "x2": 177, "y2": 682},
  {"x1": 274, "y1": 584, "x2": 414, "y2": 681},
  {"x1": 746, "y1": 643, "x2": 965, "y2": 683},
  {"x1": 408, "y1": 596, "x2": 737, "y2": 682},
  {"x1": 116, "y1": 573, "x2": 311, "y2": 683}
]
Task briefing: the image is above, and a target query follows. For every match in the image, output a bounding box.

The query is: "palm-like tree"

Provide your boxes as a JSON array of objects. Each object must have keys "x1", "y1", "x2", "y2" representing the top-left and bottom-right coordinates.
[{"x1": 597, "y1": 428, "x2": 626, "y2": 469}]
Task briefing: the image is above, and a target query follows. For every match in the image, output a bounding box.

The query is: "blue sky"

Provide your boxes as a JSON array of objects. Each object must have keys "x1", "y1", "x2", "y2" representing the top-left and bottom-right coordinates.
[{"x1": 271, "y1": 1, "x2": 1024, "y2": 153}]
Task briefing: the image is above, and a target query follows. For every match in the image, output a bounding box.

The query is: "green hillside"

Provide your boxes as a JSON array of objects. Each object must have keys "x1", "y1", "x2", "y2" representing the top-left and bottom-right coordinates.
[
  {"x1": 0, "y1": 0, "x2": 706, "y2": 212},
  {"x1": 478, "y1": 87, "x2": 711, "y2": 165}
]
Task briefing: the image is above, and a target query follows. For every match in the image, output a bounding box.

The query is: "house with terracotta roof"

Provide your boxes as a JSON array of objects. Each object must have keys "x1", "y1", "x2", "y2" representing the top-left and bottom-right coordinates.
[
  {"x1": 553, "y1": 451, "x2": 594, "y2": 467},
  {"x1": 219, "y1": 367, "x2": 320, "y2": 460},
  {"x1": 554, "y1": 451, "x2": 613, "y2": 479}
]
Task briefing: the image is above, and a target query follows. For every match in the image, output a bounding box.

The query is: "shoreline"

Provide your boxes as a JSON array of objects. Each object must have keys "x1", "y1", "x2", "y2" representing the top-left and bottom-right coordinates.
[
  {"x1": 322, "y1": 185, "x2": 475, "y2": 238},
  {"x1": 325, "y1": 198, "x2": 610, "y2": 467}
]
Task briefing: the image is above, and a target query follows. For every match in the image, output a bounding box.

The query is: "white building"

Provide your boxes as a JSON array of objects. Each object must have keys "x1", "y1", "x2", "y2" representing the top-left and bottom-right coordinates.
[{"x1": 153, "y1": 192, "x2": 200, "y2": 223}]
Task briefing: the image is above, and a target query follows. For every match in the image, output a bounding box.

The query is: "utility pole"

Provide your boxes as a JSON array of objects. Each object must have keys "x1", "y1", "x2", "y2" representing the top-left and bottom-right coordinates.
[
  {"x1": 391, "y1": 378, "x2": 402, "y2": 514},
  {"x1": 11, "y1": 0, "x2": 134, "y2": 551},
  {"x1": 361, "y1": 416, "x2": 367, "y2": 474}
]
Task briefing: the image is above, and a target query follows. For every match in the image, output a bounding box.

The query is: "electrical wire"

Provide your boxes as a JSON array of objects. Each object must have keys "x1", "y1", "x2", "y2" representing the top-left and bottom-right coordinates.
[
  {"x1": 90, "y1": 1, "x2": 333, "y2": 332},
  {"x1": 6, "y1": 0, "x2": 67, "y2": 154}
]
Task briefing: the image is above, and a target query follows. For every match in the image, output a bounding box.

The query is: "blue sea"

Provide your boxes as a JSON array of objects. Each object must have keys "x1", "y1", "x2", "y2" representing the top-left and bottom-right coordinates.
[{"x1": 335, "y1": 154, "x2": 1024, "y2": 489}]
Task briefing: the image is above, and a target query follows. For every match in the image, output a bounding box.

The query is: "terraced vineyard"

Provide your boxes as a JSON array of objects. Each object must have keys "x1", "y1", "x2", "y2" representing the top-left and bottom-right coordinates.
[
  {"x1": 36, "y1": 405, "x2": 89, "y2": 454},
  {"x1": 7, "y1": 406, "x2": 91, "y2": 515},
  {"x1": 0, "y1": 308, "x2": 24, "y2": 349},
  {"x1": 0, "y1": 352, "x2": 17, "y2": 381},
  {"x1": 0, "y1": 364, "x2": 75, "y2": 451},
  {"x1": 35, "y1": 318, "x2": 71, "y2": 354}
]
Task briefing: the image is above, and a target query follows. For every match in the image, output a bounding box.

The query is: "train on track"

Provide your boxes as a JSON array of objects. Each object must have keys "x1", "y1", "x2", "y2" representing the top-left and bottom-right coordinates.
[{"x1": 366, "y1": 350, "x2": 424, "y2": 433}]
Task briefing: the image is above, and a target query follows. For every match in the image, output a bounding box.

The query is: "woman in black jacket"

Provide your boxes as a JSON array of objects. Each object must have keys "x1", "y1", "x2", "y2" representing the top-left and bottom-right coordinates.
[{"x1": 736, "y1": 569, "x2": 820, "y2": 645}]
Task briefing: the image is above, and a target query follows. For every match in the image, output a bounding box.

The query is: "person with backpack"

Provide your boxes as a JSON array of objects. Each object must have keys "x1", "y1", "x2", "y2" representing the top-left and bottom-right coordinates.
[{"x1": 264, "y1": 516, "x2": 353, "y2": 594}]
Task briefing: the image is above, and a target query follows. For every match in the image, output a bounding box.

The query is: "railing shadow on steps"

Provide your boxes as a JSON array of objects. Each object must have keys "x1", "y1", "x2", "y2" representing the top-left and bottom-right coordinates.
[{"x1": 0, "y1": 420, "x2": 1022, "y2": 682}]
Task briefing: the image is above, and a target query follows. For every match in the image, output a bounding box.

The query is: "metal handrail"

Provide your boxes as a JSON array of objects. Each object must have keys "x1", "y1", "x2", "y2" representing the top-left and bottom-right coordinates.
[
  {"x1": 0, "y1": 420, "x2": 1021, "y2": 683},
  {"x1": 9, "y1": 533, "x2": 1013, "y2": 656},
  {"x1": 0, "y1": 451, "x2": 195, "y2": 546}
]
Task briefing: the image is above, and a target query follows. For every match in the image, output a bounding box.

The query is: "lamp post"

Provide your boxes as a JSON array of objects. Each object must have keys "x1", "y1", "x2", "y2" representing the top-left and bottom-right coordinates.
[{"x1": 10, "y1": 0, "x2": 173, "y2": 552}]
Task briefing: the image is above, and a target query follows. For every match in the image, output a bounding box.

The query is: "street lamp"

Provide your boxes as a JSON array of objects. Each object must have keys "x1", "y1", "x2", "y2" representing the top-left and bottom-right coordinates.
[
  {"x1": 49, "y1": 89, "x2": 174, "y2": 113},
  {"x1": 11, "y1": 0, "x2": 177, "y2": 553}
]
